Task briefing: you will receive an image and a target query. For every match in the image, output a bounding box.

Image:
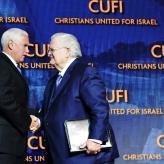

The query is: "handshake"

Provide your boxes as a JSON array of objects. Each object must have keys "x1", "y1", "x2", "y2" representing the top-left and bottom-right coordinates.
[{"x1": 29, "y1": 115, "x2": 41, "y2": 132}]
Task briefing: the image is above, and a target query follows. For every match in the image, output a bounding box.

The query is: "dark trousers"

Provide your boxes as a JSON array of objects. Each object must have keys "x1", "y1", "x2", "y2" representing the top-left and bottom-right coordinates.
[{"x1": 0, "y1": 153, "x2": 25, "y2": 164}]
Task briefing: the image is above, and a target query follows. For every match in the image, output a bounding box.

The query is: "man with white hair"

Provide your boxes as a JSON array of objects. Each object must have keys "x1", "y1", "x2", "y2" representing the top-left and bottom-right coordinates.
[
  {"x1": 0, "y1": 28, "x2": 39, "y2": 164},
  {"x1": 43, "y1": 32, "x2": 119, "y2": 164}
]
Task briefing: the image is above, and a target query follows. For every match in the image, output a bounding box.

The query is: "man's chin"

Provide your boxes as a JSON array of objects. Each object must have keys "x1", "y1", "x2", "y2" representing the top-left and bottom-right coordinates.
[
  {"x1": 21, "y1": 57, "x2": 25, "y2": 62},
  {"x1": 50, "y1": 61, "x2": 56, "y2": 66},
  {"x1": 18, "y1": 59, "x2": 24, "y2": 63}
]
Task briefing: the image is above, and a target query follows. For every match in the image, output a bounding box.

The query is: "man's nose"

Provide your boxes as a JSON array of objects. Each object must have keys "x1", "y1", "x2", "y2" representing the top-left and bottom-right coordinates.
[{"x1": 26, "y1": 47, "x2": 29, "y2": 54}]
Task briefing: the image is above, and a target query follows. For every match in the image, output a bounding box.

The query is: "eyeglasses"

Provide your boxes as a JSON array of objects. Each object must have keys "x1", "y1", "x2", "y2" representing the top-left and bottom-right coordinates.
[{"x1": 47, "y1": 47, "x2": 68, "y2": 54}]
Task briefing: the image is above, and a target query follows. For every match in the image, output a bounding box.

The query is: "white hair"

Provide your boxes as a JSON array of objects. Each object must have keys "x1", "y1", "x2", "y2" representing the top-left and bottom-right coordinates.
[
  {"x1": 51, "y1": 32, "x2": 82, "y2": 58},
  {"x1": 1, "y1": 28, "x2": 28, "y2": 49}
]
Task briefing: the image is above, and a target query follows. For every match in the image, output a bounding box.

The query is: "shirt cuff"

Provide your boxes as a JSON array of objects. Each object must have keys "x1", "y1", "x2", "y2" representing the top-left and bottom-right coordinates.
[{"x1": 88, "y1": 139, "x2": 102, "y2": 144}]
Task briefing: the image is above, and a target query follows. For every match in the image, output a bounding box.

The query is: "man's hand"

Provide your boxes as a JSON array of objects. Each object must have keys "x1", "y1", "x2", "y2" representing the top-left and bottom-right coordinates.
[
  {"x1": 80, "y1": 140, "x2": 101, "y2": 155},
  {"x1": 30, "y1": 115, "x2": 40, "y2": 132}
]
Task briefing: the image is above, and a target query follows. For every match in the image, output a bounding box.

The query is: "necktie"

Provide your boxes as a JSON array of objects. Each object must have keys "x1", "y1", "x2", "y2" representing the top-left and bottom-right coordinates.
[
  {"x1": 56, "y1": 74, "x2": 62, "y2": 87},
  {"x1": 16, "y1": 66, "x2": 22, "y2": 74}
]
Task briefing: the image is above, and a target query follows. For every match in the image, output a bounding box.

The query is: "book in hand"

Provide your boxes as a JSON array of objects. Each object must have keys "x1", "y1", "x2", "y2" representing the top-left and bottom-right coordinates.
[{"x1": 64, "y1": 119, "x2": 112, "y2": 152}]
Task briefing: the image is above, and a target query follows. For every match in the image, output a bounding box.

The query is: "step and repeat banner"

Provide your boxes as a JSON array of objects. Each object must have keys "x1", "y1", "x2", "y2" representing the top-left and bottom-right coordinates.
[{"x1": 0, "y1": 0, "x2": 164, "y2": 163}]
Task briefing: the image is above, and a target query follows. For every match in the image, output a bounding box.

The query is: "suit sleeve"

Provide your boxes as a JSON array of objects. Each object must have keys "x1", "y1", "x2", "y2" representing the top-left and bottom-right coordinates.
[
  {"x1": 0, "y1": 69, "x2": 31, "y2": 134},
  {"x1": 80, "y1": 66, "x2": 109, "y2": 142}
]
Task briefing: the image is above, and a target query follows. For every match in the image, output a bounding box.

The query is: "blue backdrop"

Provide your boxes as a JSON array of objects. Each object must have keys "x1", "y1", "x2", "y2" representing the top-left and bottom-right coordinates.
[{"x1": 0, "y1": 0, "x2": 164, "y2": 163}]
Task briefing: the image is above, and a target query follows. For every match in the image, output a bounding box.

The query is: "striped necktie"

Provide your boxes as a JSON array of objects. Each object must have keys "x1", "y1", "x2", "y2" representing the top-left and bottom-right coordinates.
[
  {"x1": 56, "y1": 74, "x2": 62, "y2": 87},
  {"x1": 16, "y1": 66, "x2": 22, "y2": 74}
]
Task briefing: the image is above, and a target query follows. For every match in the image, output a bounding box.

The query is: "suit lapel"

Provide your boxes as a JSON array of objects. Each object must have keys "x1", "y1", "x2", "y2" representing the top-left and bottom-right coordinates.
[
  {"x1": 1, "y1": 53, "x2": 28, "y2": 86},
  {"x1": 44, "y1": 73, "x2": 58, "y2": 109}
]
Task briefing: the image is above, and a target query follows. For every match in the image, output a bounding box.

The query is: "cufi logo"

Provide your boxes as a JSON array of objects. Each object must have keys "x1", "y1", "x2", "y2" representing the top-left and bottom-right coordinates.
[
  {"x1": 151, "y1": 44, "x2": 164, "y2": 58},
  {"x1": 157, "y1": 135, "x2": 164, "y2": 148},
  {"x1": 88, "y1": 0, "x2": 124, "y2": 14}
]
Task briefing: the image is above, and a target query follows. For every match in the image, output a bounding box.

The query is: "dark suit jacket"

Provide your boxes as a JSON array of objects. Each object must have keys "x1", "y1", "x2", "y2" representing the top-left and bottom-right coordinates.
[
  {"x1": 0, "y1": 53, "x2": 31, "y2": 156},
  {"x1": 43, "y1": 58, "x2": 119, "y2": 164}
]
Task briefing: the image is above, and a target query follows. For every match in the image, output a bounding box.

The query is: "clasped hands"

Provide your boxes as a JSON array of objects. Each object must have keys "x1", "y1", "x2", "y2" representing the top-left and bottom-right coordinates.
[
  {"x1": 29, "y1": 115, "x2": 40, "y2": 132},
  {"x1": 80, "y1": 140, "x2": 101, "y2": 155}
]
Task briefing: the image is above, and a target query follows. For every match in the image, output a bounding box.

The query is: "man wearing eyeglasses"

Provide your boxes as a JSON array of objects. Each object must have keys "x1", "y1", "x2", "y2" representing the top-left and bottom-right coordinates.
[
  {"x1": 43, "y1": 33, "x2": 119, "y2": 164},
  {"x1": 0, "y1": 28, "x2": 40, "y2": 164}
]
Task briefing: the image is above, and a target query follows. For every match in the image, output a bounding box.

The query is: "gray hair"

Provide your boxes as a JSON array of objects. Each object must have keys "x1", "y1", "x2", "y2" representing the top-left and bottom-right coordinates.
[
  {"x1": 1, "y1": 28, "x2": 28, "y2": 49},
  {"x1": 51, "y1": 33, "x2": 82, "y2": 58}
]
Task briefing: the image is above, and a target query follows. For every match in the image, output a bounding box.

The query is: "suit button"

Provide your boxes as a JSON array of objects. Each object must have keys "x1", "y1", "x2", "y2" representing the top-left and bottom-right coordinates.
[{"x1": 46, "y1": 123, "x2": 49, "y2": 126}]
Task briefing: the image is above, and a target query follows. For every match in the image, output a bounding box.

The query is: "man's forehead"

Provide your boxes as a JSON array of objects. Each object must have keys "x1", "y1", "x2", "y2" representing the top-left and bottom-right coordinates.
[{"x1": 19, "y1": 35, "x2": 29, "y2": 41}]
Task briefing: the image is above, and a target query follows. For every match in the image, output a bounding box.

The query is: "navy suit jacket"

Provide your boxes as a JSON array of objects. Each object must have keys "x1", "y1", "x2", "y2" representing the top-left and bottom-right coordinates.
[{"x1": 43, "y1": 58, "x2": 119, "y2": 164}]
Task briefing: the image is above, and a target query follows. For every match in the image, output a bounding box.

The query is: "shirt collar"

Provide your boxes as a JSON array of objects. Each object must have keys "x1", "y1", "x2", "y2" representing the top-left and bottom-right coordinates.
[
  {"x1": 2, "y1": 51, "x2": 18, "y2": 68},
  {"x1": 59, "y1": 58, "x2": 76, "y2": 77}
]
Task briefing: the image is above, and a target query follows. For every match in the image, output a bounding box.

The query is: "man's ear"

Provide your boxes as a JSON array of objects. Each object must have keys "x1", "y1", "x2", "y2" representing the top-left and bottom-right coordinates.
[
  {"x1": 8, "y1": 40, "x2": 14, "y2": 50},
  {"x1": 66, "y1": 48, "x2": 71, "y2": 58}
]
